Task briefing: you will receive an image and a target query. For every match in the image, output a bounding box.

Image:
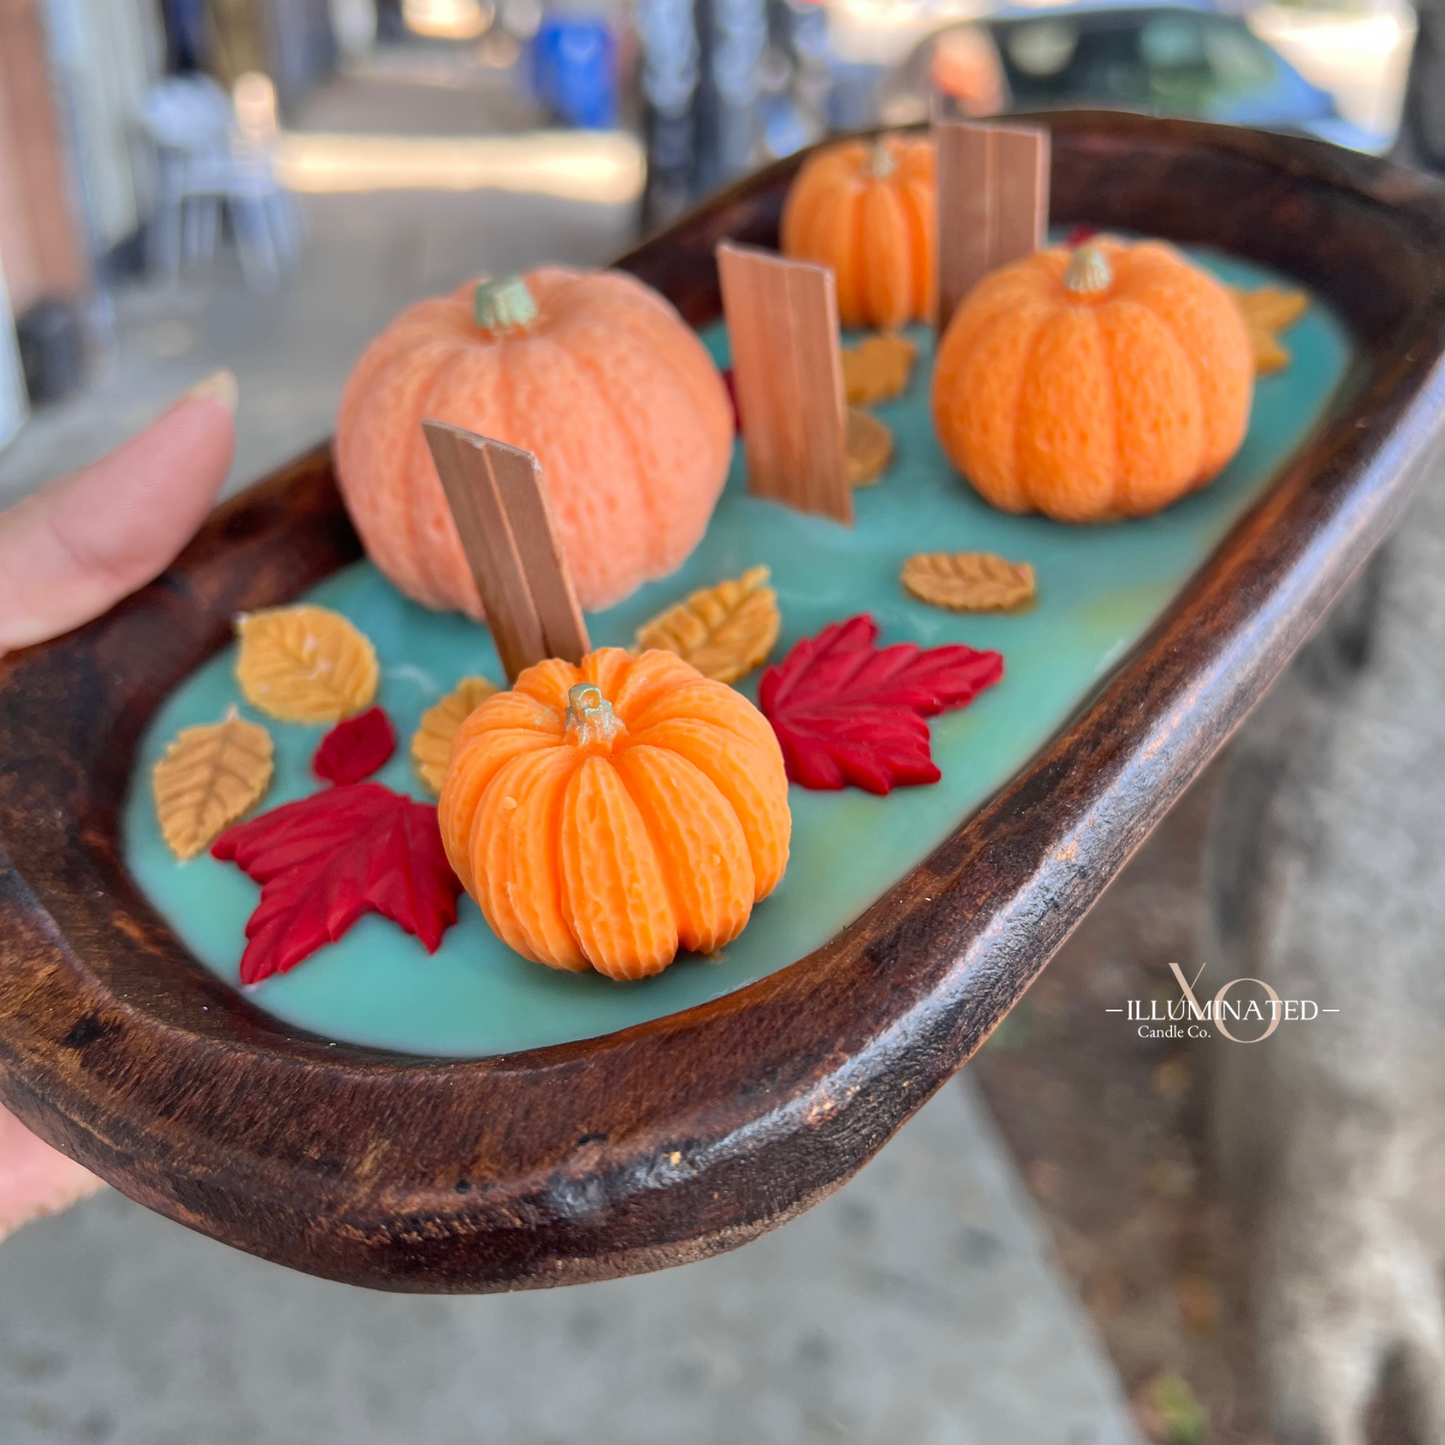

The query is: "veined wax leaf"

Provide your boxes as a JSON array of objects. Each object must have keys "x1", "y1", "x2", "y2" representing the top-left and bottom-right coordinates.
[
  {"x1": 758, "y1": 614, "x2": 1003, "y2": 795},
  {"x1": 154, "y1": 708, "x2": 274, "y2": 860},
  {"x1": 212, "y1": 782, "x2": 462, "y2": 984},
  {"x1": 411, "y1": 676, "x2": 499, "y2": 795},
  {"x1": 901, "y1": 552, "x2": 1035, "y2": 612},
  {"x1": 314, "y1": 706, "x2": 396, "y2": 784},
  {"x1": 846, "y1": 408, "x2": 893, "y2": 487},
  {"x1": 841, "y1": 333, "x2": 915, "y2": 406},
  {"x1": 234, "y1": 605, "x2": 378, "y2": 724},
  {"x1": 1231, "y1": 285, "x2": 1310, "y2": 377},
  {"x1": 634, "y1": 565, "x2": 781, "y2": 685}
]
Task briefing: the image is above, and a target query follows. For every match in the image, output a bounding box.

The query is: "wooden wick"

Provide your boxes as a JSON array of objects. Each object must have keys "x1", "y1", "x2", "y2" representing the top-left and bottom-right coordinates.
[
  {"x1": 935, "y1": 119, "x2": 1050, "y2": 335},
  {"x1": 423, "y1": 421, "x2": 590, "y2": 682},
  {"x1": 716, "y1": 241, "x2": 852, "y2": 526}
]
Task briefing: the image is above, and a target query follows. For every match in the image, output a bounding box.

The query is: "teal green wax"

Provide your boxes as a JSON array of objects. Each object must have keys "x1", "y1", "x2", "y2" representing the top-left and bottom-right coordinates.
[{"x1": 121, "y1": 251, "x2": 1351, "y2": 1057}]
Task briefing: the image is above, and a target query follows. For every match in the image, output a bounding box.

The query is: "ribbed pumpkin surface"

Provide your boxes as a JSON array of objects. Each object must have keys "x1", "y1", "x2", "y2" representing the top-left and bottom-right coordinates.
[
  {"x1": 439, "y1": 647, "x2": 791, "y2": 980},
  {"x1": 780, "y1": 136, "x2": 936, "y2": 330},
  {"x1": 335, "y1": 267, "x2": 734, "y2": 616},
  {"x1": 932, "y1": 239, "x2": 1254, "y2": 522}
]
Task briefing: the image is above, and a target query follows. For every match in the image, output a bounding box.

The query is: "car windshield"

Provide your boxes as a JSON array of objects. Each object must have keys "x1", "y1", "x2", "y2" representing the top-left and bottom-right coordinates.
[{"x1": 994, "y1": 10, "x2": 1287, "y2": 119}]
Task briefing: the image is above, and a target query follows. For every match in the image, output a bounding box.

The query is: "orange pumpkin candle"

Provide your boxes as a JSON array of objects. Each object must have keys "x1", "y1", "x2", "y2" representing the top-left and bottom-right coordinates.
[
  {"x1": 439, "y1": 647, "x2": 791, "y2": 980},
  {"x1": 780, "y1": 135, "x2": 936, "y2": 330},
  {"x1": 932, "y1": 239, "x2": 1254, "y2": 522},
  {"x1": 335, "y1": 268, "x2": 734, "y2": 617}
]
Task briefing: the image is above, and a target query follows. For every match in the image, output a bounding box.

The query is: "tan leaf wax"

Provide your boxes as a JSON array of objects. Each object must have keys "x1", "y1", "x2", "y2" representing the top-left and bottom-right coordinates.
[
  {"x1": 153, "y1": 708, "x2": 274, "y2": 859},
  {"x1": 234, "y1": 604, "x2": 379, "y2": 724},
  {"x1": 901, "y1": 552, "x2": 1036, "y2": 612},
  {"x1": 634, "y1": 565, "x2": 781, "y2": 684},
  {"x1": 411, "y1": 676, "x2": 500, "y2": 794}
]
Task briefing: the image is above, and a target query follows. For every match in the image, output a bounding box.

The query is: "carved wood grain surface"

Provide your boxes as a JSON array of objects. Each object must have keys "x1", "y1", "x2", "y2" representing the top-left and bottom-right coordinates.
[{"x1": 2, "y1": 114, "x2": 1444, "y2": 1291}]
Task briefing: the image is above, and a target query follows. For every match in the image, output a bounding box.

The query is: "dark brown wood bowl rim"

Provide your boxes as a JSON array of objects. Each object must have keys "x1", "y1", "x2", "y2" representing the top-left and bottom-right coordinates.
[{"x1": 3, "y1": 112, "x2": 1445, "y2": 1292}]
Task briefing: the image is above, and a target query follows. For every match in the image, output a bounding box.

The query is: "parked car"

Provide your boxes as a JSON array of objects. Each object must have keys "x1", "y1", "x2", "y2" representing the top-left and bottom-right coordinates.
[{"x1": 862, "y1": 0, "x2": 1382, "y2": 151}]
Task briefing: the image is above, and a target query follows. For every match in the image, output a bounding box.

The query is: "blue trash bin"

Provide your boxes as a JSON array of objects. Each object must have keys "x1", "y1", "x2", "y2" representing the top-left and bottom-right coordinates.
[{"x1": 532, "y1": 13, "x2": 618, "y2": 128}]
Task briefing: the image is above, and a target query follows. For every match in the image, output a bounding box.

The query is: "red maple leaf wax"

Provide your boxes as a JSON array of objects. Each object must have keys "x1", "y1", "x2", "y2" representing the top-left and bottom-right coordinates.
[
  {"x1": 212, "y1": 782, "x2": 462, "y2": 984},
  {"x1": 758, "y1": 614, "x2": 1003, "y2": 795},
  {"x1": 313, "y1": 706, "x2": 396, "y2": 784},
  {"x1": 721, "y1": 367, "x2": 742, "y2": 433}
]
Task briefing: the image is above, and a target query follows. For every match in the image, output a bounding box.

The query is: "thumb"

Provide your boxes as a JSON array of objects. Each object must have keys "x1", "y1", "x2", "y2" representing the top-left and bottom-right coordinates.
[
  {"x1": 0, "y1": 371, "x2": 237, "y2": 656},
  {"x1": 0, "y1": 1103, "x2": 103, "y2": 1241}
]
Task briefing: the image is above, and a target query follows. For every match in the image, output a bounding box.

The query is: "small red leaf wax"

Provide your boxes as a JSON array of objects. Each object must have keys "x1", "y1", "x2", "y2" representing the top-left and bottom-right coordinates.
[
  {"x1": 313, "y1": 706, "x2": 396, "y2": 784},
  {"x1": 721, "y1": 367, "x2": 742, "y2": 434}
]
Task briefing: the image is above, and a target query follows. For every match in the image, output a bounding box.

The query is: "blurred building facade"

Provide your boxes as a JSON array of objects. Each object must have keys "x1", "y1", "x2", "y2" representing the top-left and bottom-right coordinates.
[
  {"x1": 0, "y1": 1, "x2": 94, "y2": 318},
  {"x1": 0, "y1": 0, "x2": 340, "y2": 422}
]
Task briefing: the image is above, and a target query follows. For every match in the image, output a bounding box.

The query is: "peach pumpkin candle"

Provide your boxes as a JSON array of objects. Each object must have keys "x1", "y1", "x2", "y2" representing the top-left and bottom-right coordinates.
[
  {"x1": 932, "y1": 239, "x2": 1254, "y2": 522},
  {"x1": 439, "y1": 647, "x2": 791, "y2": 981},
  {"x1": 780, "y1": 135, "x2": 936, "y2": 330},
  {"x1": 335, "y1": 268, "x2": 734, "y2": 616}
]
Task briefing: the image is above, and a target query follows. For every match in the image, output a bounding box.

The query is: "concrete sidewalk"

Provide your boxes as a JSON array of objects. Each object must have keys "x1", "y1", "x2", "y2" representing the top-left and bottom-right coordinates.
[{"x1": 0, "y1": 1079, "x2": 1137, "y2": 1445}]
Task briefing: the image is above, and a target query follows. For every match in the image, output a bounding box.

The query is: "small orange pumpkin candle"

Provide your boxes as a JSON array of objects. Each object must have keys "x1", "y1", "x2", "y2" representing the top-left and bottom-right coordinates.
[
  {"x1": 781, "y1": 135, "x2": 936, "y2": 330},
  {"x1": 932, "y1": 238, "x2": 1254, "y2": 522},
  {"x1": 439, "y1": 647, "x2": 791, "y2": 980},
  {"x1": 335, "y1": 268, "x2": 734, "y2": 617}
]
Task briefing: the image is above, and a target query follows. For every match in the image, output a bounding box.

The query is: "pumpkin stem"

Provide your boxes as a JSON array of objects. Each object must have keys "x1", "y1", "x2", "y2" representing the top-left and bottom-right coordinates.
[
  {"x1": 1064, "y1": 244, "x2": 1112, "y2": 296},
  {"x1": 565, "y1": 682, "x2": 624, "y2": 754},
  {"x1": 867, "y1": 141, "x2": 897, "y2": 180},
  {"x1": 475, "y1": 275, "x2": 539, "y2": 334}
]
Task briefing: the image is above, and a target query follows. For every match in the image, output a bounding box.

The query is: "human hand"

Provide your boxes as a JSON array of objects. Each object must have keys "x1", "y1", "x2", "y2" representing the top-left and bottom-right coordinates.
[{"x1": 0, "y1": 370, "x2": 237, "y2": 1239}]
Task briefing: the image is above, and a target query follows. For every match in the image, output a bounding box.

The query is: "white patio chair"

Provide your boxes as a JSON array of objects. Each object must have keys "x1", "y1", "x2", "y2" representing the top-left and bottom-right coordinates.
[{"x1": 138, "y1": 74, "x2": 301, "y2": 292}]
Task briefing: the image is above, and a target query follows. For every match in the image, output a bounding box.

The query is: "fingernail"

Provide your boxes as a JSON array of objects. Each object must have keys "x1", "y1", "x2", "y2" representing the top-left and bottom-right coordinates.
[{"x1": 186, "y1": 368, "x2": 238, "y2": 414}]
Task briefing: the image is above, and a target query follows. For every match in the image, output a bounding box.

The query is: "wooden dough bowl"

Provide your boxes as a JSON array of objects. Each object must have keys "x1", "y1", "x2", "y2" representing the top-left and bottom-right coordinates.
[{"x1": 3, "y1": 113, "x2": 1444, "y2": 1292}]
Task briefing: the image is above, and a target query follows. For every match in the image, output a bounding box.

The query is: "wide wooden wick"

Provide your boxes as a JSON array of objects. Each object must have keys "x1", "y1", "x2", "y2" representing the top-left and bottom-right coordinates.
[
  {"x1": 423, "y1": 420, "x2": 589, "y2": 681},
  {"x1": 716, "y1": 241, "x2": 852, "y2": 526},
  {"x1": 934, "y1": 119, "x2": 1051, "y2": 334}
]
